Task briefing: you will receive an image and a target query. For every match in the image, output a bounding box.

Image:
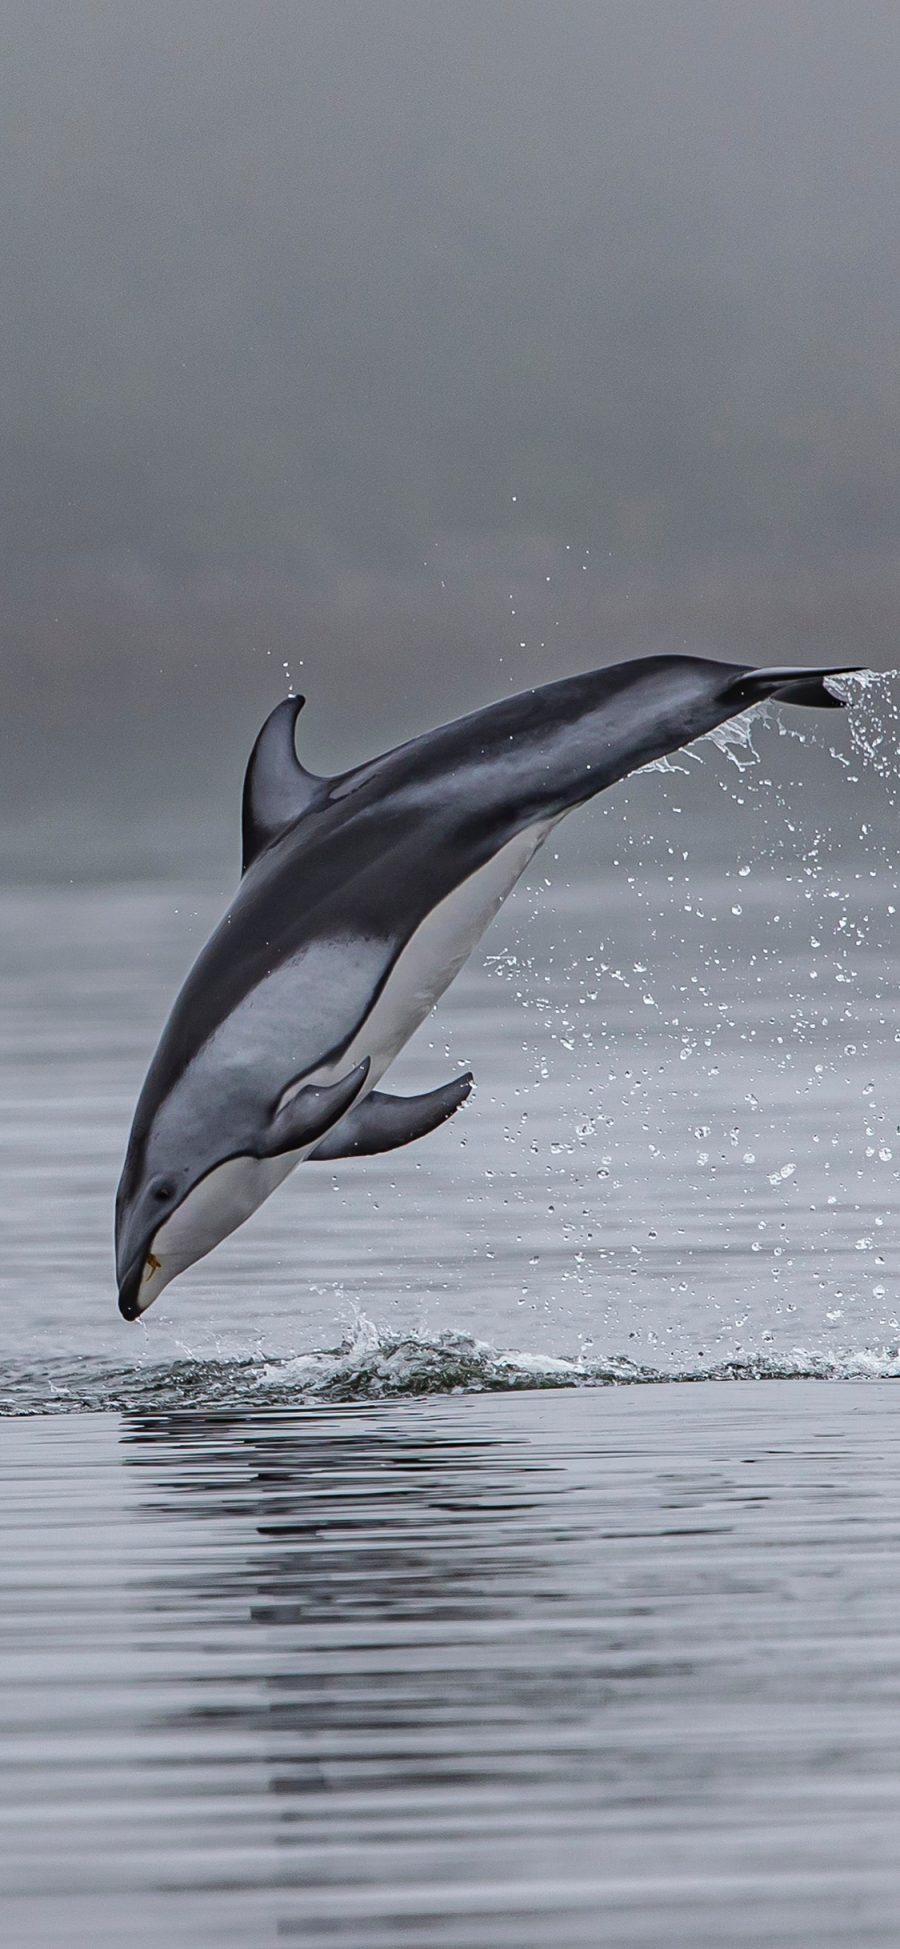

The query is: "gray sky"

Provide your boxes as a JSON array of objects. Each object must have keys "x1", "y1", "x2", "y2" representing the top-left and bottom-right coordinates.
[{"x1": 3, "y1": 1, "x2": 900, "y2": 852}]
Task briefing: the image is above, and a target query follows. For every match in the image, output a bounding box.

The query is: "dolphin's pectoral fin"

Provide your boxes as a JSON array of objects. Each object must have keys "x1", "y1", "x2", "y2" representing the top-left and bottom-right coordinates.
[
  {"x1": 257, "y1": 1058, "x2": 371, "y2": 1159},
  {"x1": 241, "y1": 695, "x2": 327, "y2": 872},
  {"x1": 309, "y1": 1072, "x2": 475, "y2": 1161}
]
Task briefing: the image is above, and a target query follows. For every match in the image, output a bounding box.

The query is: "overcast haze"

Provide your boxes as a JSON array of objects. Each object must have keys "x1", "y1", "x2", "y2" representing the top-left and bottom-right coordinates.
[{"x1": 3, "y1": 0, "x2": 900, "y2": 858}]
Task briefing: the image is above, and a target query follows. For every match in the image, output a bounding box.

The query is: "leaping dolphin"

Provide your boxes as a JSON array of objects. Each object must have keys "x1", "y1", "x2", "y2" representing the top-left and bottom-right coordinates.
[{"x1": 115, "y1": 653, "x2": 855, "y2": 1318}]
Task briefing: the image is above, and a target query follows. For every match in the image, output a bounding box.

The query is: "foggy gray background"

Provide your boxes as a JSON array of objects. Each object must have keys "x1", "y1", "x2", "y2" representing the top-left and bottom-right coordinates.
[{"x1": 3, "y1": 0, "x2": 899, "y2": 870}]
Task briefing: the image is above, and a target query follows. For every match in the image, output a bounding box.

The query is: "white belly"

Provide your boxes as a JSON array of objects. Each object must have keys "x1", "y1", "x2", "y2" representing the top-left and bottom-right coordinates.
[
  {"x1": 328, "y1": 815, "x2": 556, "y2": 1088},
  {"x1": 144, "y1": 818, "x2": 554, "y2": 1307}
]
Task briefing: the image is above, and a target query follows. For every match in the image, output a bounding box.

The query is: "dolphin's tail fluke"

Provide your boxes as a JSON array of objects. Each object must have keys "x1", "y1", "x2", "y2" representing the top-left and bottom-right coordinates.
[{"x1": 725, "y1": 664, "x2": 862, "y2": 711}]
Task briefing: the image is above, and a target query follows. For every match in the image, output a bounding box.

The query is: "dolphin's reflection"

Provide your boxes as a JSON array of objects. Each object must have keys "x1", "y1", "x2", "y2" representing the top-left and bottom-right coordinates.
[
  {"x1": 118, "y1": 1403, "x2": 705, "y2": 1943},
  {"x1": 119, "y1": 1405, "x2": 600, "y2": 1821}
]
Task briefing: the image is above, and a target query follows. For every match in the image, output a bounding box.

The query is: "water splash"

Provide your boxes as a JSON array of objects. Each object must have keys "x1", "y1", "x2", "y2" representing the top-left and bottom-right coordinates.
[
  {"x1": 638, "y1": 751, "x2": 694, "y2": 778},
  {"x1": 261, "y1": 1316, "x2": 646, "y2": 1397},
  {"x1": 639, "y1": 706, "x2": 761, "y2": 778},
  {"x1": 826, "y1": 666, "x2": 892, "y2": 702},
  {"x1": 827, "y1": 667, "x2": 898, "y2": 794},
  {"x1": 3, "y1": 1318, "x2": 900, "y2": 1416},
  {"x1": 704, "y1": 707, "x2": 761, "y2": 769}
]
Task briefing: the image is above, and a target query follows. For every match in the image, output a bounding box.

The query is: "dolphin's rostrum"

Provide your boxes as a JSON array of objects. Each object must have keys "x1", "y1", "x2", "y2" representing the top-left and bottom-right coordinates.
[{"x1": 116, "y1": 653, "x2": 855, "y2": 1318}]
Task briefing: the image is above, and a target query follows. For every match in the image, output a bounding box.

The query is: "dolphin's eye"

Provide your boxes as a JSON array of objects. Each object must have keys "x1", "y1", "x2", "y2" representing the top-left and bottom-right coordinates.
[{"x1": 152, "y1": 1179, "x2": 174, "y2": 1203}]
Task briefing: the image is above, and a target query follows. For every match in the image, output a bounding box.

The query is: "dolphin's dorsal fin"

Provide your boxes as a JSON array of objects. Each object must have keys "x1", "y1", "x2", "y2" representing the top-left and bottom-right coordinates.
[{"x1": 241, "y1": 696, "x2": 325, "y2": 872}]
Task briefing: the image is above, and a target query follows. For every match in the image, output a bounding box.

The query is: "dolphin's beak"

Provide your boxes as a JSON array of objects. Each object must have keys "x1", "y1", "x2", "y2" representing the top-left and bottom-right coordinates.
[
  {"x1": 117, "y1": 1251, "x2": 146, "y2": 1320},
  {"x1": 117, "y1": 1248, "x2": 167, "y2": 1320}
]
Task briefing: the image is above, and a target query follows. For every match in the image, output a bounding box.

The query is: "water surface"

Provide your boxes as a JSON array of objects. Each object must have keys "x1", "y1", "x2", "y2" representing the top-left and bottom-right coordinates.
[{"x1": 4, "y1": 1386, "x2": 900, "y2": 1948}]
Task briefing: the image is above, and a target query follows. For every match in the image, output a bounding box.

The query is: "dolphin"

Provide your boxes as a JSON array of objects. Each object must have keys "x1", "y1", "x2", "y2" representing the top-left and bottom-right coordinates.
[{"x1": 115, "y1": 652, "x2": 855, "y2": 1318}]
